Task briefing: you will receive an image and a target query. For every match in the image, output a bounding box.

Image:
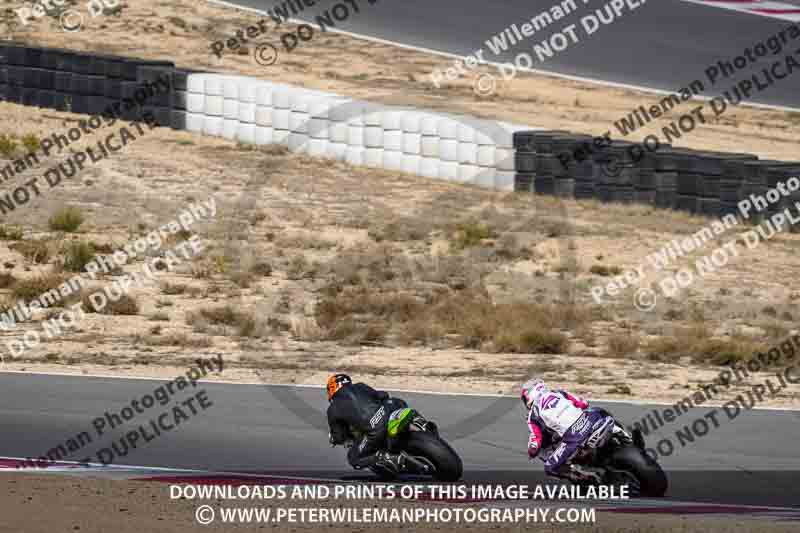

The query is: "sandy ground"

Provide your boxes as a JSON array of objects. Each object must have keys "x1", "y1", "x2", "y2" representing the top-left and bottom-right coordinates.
[
  {"x1": 1, "y1": 474, "x2": 798, "y2": 533},
  {"x1": 2, "y1": 0, "x2": 799, "y2": 160},
  {"x1": 0, "y1": 103, "x2": 797, "y2": 408}
]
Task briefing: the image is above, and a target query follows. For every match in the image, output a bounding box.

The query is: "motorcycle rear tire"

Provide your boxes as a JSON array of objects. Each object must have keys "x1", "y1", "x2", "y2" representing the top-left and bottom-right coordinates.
[
  {"x1": 609, "y1": 445, "x2": 668, "y2": 497},
  {"x1": 405, "y1": 432, "x2": 463, "y2": 482}
]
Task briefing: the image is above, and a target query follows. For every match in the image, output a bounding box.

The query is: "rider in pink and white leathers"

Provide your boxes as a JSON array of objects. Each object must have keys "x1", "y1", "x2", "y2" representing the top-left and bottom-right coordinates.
[{"x1": 520, "y1": 378, "x2": 614, "y2": 484}]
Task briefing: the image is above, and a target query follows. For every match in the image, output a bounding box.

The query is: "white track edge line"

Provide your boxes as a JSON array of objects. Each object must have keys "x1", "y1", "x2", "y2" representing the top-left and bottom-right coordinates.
[
  {"x1": 0, "y1": 457, "x2": 207, "y2": 473},
  {"x1": 205, "y1": 0, "x2": 800, "y2": 113},
  {"x1": 680, "y1": 0, "x2": 800, "y2": 24}
]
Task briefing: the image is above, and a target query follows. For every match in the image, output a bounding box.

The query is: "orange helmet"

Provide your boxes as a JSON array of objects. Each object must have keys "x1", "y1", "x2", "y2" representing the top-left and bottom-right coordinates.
[{"x1": 326, "y1": 373, "x2": 352, "y2": 401}]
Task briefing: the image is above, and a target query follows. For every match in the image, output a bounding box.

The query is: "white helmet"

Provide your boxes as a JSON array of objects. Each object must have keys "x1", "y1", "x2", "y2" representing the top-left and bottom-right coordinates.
[{"x1": 520, "y1": 378, "x2": 547, "y2": 409}]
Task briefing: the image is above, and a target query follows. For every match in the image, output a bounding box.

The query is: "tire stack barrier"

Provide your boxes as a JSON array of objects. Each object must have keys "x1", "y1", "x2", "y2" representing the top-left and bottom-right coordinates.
[
  {"x1": 719, "y1": 159, "x2": 749, "y2": 218},
  {"x1": 512, "y1": 127, "x2": 800, "y2": 223},
  {"x1": 675, "y1": 149, "x2": 706, "y2": 215},
  {"x1": 2, "y1": 43, "x2": 798, "y2": 210},
  {"x1": 0, "y1": 43, "x2": 179, "y2": 126},
  {"x1": 601, "y1": 141, "x2": 638, "y2": 204},
  {"x1": 760, "y1": 162, "x2": 800, "y2": 226},
  {"x1": 0, "y1": 42, "x2": 535, "y2": 191},
  {"x1": 513, "y1": 130, "x2": 570, "y2": 195},
  {"x1": 653, "y1": 148, "x2": 679, "y2": 210},
  {"x1": 631, "y1": 147, "x2": 660, "y2": 206}
]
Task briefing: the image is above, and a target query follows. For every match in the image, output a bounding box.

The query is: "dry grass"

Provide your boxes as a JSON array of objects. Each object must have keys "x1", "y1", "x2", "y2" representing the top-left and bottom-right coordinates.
[
  {"x1": 450, "y1": 219, "x2": 495, "y2": 251},
  {"x1": 0, "y1": 225, "x2": 23, "y2": 240},
  {"x1": 285, "y1": 254, "x2": 320, "y2": 280},
  {"x1": 606, "y1": 383, "x2": 633, "y2": 395},
  {"x1": 250, "y1": 261, "x2": 272, "y2": 276},
  {"x1": 186, "y1": 305, "x2": 257, "y2": 337},
  {"x1": 48, "y1": 206, "x2": 85, "y2": 233},
  {"x1": 368, "y1": 216, "x2": 439, "y2": 243},
  {"x1": 494, "y1": 233, "x2": 535, "y2": 261},
  {"x1": 289, "y1": 316, "x2": 324, "y2": 341},
  {"x1": 317, "y1": 287, "x2": 572, "y2": 354},
  {"x1": 82, "y1": 291, "x2": 140, "y2": 315},
  {"x1": 274, "y1": 233, "x2": 337, "y2": 250},
  {"x1": 161, "y1": 282, "x2": 188, "y2": 295},
  {"x1": 260, "y1": 144, "x2": 290, "y2": 156},
  {"x1": 9, "y1": 240, "x2": 52, "y2": 264},
  {"x1": 642, "y1": 325, "x2": 761, "y2": 366},
  {"x1": 60, "y1": 241, "x2": 96, "y2": 273},
  {"x1": 590, "y1": 264, "x2": 623, "y2": 277},
  {"x1": 0, "y1": 272, "x2": 15, "y2": 289},
  {"x1": 20, "y1": 133, "x2": 40, "y2": 153},
  {"x1": 11, "y1": 274, "x2": 65, "y2": 301},
  {"x1": 149, "y1": 312, "x2": 170, "y2": 321},
  {"x1": 0, "y1": 133, "x2": 17, "y2": 158},
  {"x1": 606, "y1": 332, "x2": 641, "y2": 358},
  {"x1": 132, "y1": 332, "x2": 213, "y2": 348}
]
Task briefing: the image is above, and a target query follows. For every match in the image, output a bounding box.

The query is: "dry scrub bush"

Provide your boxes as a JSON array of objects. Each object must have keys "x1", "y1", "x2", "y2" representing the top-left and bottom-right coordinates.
[
  {"x1": 290, "y1": 316, "x2": 324, "y2": 341},
  {"x1": 9, "y1": 240, "x2": 51, "y2": 264},
  {"x1": 0, "y1": 225, "x2": 23, "y2": 240},
  {"x1": 323, "y1": 245, "x2": 415, "y2": 289},
  {"x1": 285, "y1": 255, "x2": 320, "y2": 280},
  {"x1": 606, "y1": 332, "x2": 640, "y2": 358},
  {"x1": 643, "y1": 325, "x2": 761, "y2": 366},
  {"x1": 450, "y1": 219, "x2": 495, "y2": 251},
  {"x1": 61, "y1": 241, "x2": 96, "y2": 273},
  {"x1": 316, "y1": 287, "x2": 572, "y2": 354},
  {"x1": 494, "y1": 233, "x2": 535, "y2": 261},
  {"x1": 250, "y1": 261, "x2": 272, "y2": 276},
  {"x1": 316, "y1": 289, "x2": 423, "y2": 329},
  {"x1": 0, "y1": 272, "x2": 15, "y2": 289},
  {"x1": 260, "y1": 144, "x2": 290, "y2": 156},
  {"x1": 150, "y1": 312, "x2": 170, "y2": 321},
  {"x1": 11, "y1": 274, "x2": 65, "y2": 301},
  {"x1": 274, "y1": 233, "x2": 336, "y2": 250},
  {"x1": 48, "y1": 206, "x2": 84, "y2": 233},
  {"x1": 186, "y1": 305, "x2": 257, "y2": 337},
  {"x1": 133, "y1": 332, "x2": 213, "y2": 348},
  {"x1": 82, "y1": 291, "x2": 139, "y2": 315},
  {"x1": 161, "y1": 282, "x2": 187, "y2": 295},
  {"x1": 368, "y1": 216, "x2": 437, "y2": 243},
  {"x1": 0, "y1": 134, "x2": 17, "y2": 158},
  {"x1": 589, "y1": 264, "x2": 623, "y2": 276},
  {"x1": 21, "y1": 133, "x2": 40, "y2": 153}
]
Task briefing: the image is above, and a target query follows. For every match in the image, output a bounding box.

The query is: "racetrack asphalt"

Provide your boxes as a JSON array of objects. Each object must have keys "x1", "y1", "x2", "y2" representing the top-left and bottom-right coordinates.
[
  {"x1": 215, "y1": 0, "x2": 800, "y2": 109},
  {"x1": 1, "y1": 373, "x2": 798, "y2": 508}
]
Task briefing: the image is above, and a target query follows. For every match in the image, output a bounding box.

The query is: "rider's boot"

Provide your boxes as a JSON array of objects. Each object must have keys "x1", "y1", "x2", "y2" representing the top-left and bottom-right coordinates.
[{"x1": 374, "y1": 451, "x2": 408, "y2": 474}]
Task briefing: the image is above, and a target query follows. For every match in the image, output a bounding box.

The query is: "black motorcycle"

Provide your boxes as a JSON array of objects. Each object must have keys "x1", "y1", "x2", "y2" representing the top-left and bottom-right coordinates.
[
  {"x1": 343, "y1": 407, "x2": 463, "y2": 482},
  {"x1": 569, "y1": 407, "x2": 668, "y2": 497}
]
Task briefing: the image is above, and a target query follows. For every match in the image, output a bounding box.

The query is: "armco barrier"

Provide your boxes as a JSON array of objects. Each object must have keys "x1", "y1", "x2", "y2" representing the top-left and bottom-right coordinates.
[
  {"x1": 3, "y1": 42, "x2": 798, "y2": 213},
  {"x1": 0, "y1": 43, "x2": 532, "y2": 192}
]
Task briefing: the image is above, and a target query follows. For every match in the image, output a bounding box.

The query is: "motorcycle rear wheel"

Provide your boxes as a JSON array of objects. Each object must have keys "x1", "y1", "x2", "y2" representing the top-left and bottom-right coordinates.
[
  {"x1": 405, "y1": 432, "x2": 463, "y2": 482},
  {"x1": 609, "y1": 445, "x2": 668, "y2": 497}
]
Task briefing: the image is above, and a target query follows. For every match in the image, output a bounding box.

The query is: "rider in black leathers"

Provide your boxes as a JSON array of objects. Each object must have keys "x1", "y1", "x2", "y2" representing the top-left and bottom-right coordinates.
[{"x1": 326, "y1": 373, "x2": 408, "y2": 475}]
